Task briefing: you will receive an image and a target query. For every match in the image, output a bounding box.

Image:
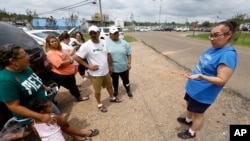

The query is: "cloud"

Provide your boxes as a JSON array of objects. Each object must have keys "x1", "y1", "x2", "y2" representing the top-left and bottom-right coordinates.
[{"x1": 1, "y1": 0, "x2": 250, "y2": 24}]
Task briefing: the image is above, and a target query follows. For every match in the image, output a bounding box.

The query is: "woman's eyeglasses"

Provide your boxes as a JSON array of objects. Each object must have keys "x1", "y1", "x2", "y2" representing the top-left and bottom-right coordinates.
[{"x1": 208, "y1": 31, "x2": 229, "y2": 40}]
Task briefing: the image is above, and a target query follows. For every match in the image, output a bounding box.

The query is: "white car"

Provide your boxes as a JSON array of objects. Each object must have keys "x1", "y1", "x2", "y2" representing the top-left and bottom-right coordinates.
[
  {"x1": 99, "y1": 26, "x2": 124, "y2": 40},
  {"x1": 25, "y1": 28, "x2": 76, "y2": 47}
]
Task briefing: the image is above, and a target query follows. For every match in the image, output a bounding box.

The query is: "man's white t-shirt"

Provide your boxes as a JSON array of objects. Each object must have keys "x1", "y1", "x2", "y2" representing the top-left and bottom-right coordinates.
[{"x1": 76, "y1": 39, "x2": 109, "y2": 76}]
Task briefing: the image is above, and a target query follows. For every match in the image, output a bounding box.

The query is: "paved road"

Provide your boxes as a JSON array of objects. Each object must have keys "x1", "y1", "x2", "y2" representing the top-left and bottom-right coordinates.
[{"x1": 127, "y1": 31, "x2": 250, "y2": 100}]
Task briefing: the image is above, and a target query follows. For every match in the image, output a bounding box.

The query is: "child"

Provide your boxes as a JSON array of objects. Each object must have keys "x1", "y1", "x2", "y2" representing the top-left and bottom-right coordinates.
[{"x1": 30, "y1": 99, "x2": 99, "y2": 141}]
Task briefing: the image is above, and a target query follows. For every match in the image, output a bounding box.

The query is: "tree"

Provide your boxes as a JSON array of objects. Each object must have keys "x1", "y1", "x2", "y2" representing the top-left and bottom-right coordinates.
[
  {"x1": 26, "y1": 9, "x2": 37, "y2": 24},
  {"x1": 65, "y1": 12, "x2": 78, "y2": 30},
  {"x1": 201, "y1": 21, "x2": 211, "y2": 27},
  {"x1": 230, "y1": 13, "x2": 246, "y2": 24}
]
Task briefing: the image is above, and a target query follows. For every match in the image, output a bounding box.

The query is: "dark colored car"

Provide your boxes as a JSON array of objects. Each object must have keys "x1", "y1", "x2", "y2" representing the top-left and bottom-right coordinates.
[
  {"x1": 0, "y1": 22, "x2": 53, "y2": 130},
  {"x1": 164, "y1": 27, "x2": 174, "y2": 32},
  {"x1": 0, "y1": 22, "x2": 48, "y2": 74}
]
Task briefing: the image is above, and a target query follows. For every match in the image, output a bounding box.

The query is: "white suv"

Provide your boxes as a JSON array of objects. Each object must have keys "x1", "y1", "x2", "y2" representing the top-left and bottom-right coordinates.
[{"x1": 99, "y1": 26, "x2": 124, "y2": 40}]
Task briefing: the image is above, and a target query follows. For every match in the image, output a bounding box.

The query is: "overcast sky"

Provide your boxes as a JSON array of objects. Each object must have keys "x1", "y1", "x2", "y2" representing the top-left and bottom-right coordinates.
[{"x1": 1, "y1": 0, "x2": 250, "y2": 24}]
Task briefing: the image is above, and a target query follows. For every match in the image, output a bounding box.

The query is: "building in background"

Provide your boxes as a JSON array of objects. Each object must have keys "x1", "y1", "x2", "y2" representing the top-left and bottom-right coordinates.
[
  {"x1": 32, "y1": 17, "x2": 81, "y2": 31},
  {"x1": 115, "y1": 18, "x2": 124, "y2": 28}
]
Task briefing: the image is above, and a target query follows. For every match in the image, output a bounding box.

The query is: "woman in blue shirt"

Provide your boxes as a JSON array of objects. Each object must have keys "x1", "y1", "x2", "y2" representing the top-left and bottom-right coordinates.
[{"x1": 177, "y1": 21, "x2": 238, "y2": 139}]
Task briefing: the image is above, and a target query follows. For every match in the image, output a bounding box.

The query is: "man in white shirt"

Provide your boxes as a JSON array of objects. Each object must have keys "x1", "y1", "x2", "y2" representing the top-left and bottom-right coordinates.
[{"x1": 74, "y1": 25, "x2": 121, "y2": 113}]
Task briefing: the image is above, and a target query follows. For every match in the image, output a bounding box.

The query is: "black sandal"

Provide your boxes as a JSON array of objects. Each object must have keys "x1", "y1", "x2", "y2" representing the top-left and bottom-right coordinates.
[{"x1": 87, "y1": 129, "x2": 99, "y2": 137}]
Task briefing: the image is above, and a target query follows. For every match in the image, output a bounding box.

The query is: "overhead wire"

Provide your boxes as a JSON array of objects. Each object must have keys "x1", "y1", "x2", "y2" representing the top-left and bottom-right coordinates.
[{"x1": 38, "y1": 0, "x2": 95, "y2": 15}]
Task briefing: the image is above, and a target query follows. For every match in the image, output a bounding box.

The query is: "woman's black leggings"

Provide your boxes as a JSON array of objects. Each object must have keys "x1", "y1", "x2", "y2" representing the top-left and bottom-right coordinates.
[
  {"x1": 78, "y1": 58, "x2": 88, "y2": 76},
  {"x1": 111, "y1": 70, "x2": 130, "y2": 92},
  {"x1": 51, "y1": 72, "x2": 80, "y2": 99}
]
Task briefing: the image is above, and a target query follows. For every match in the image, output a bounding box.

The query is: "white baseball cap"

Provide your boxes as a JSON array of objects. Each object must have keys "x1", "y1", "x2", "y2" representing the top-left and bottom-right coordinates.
[
  {"x1": 109, "y1": 26, "x2": 119, "y2": 34},
  {"x1": 88, "y1": 25, "x2": 100, "y2": 33}
]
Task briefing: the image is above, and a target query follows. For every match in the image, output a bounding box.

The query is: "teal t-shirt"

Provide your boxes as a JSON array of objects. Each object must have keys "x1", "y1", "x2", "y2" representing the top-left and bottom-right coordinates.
[
  {"x1": 0, "y1": 67, "x2": 47, "y2": 120},
  {"x1": 106, "y1": 38, "x2": 132, "y2": 73}
]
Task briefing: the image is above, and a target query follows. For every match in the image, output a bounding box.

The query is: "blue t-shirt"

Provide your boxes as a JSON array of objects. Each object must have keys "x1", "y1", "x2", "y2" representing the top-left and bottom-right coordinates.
[
  {"x1": 106, "y1": 38, "x2": 131, "y2": 73},
  {"x1": 185, "y1": 45, "x2": 237, "y2": 104},
  {"x1": 0, "y1": 67, "x2": 47, "y2": 120}
]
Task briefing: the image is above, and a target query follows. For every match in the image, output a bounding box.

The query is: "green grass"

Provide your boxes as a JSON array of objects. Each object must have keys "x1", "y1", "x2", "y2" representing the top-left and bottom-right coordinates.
[
  {"x1": 188, "y1": 32, "x2": 250, "y2": 48},
  {"x1": 124, "y1": 35, "x2": 138, "y2": 42},
  {"x1": 83, "y1": 34, "x2": 89, "y2": 41},
  {"x1": 83, "y1": 34, "x2": 137, "y2": 42}
]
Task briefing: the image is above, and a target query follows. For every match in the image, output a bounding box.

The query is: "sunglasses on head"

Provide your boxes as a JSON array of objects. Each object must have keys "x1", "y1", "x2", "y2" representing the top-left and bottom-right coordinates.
[
  {"x1": 6, "y1": 44, "x2": 15, "y2": 58},
  {"x1": 6, "y1": 44, "x2": 28, "y2": 59}
]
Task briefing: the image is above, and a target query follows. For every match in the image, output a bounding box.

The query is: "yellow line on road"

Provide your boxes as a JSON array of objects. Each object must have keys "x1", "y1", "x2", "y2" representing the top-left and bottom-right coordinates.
[{"x1": 161, "y1": 47, "x2": 191, "y2": 55}]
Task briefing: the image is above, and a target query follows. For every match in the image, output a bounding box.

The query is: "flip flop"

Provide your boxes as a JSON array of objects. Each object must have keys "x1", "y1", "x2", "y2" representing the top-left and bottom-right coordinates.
[
  {"x1": 98, "y1": 105, "x2": 107, "y2": 112},
  {"x1": 110, "y1": 97, "x2": 122, "y2": 103},
  {"x1": 87, "y1": 129, "x2": 100, "y2": 137},
  {"x1": 77, "y1": 96, "x2": 89, "y2": 102}
]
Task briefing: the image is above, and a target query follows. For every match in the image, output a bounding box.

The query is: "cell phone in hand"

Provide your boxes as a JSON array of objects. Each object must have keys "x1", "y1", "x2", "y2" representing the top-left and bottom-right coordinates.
[{"x1": 46, "y1": 86, "x2": 59, "y2": 96}]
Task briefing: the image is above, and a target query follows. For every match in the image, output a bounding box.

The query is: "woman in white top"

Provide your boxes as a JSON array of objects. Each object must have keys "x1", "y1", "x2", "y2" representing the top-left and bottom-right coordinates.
[
  {"x1": 72, "y1": 31, "x2": 88, "y2": 81},
  {"x1": 59, "y1": 31, "x2": 79, "y2": 74}
]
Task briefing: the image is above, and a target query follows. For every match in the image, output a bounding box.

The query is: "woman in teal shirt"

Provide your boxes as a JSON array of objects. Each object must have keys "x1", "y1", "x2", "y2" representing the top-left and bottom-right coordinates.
[
  {"x1": 0, "y1": 44, "x2": 99, "y2": 141},
  {"x1": 0, "y1": 44, "x2": 60, "y2": 126},
  {"x1": 106, "y1": 26, "x2": 133, "y2": 98}
]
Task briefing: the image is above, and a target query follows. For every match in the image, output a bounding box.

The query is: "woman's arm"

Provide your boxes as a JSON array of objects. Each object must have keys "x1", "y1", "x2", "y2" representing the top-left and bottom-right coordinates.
[
  {"x1": 74, "y1": 54, "x2": 99, "y2": 71},
  {"x1": 107, "y1": 53, "x2": 113, "y2": 74},
  {"x1": 127, "y1": 54, "x2": 132, "y2": 70},
  {"x1": 59, "y1": 55, "x2": 74, "y2": 68},
  {"x1": 186, "y1": 64, "x2": 234, "y2": 85},
  {"x1": 5, "y1": 100, "x2": 52, "y2": 123}
]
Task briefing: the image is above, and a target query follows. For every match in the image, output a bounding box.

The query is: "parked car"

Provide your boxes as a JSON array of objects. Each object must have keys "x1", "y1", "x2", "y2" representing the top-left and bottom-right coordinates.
[
  {"x1": 139, "y1": 27, "x2": 151, "y2": 32},
  {"x1": 25, "y1": 30, "x2": 51, "y2": 46},
  {"x1": 240, "y1": 23, "x2": 250, "y2": 31},
  {"x1": 153, "y1": 27, "x2": 164, "y2": 31},
  {"x1": 0, "y1": 22, "x2": 48, "y2": 75},
  {"x1": 25, "y1": 28, "x2": 75, "y2": 47},
  {"x1": 0, "y1": 22, "x2": 55, "y2": 130},
  {"x1": 163, "y1": 27, "x2": 174, "y2": 32},
  {"x1": 175, "y1": 27, "x2": 189, "y2": 32},
  {"x1": 99, "y1": 27, "x2": 110, "y2": 40},
  {"x1": 99, "y1": 26, "x2": 124, "y2": 40}
]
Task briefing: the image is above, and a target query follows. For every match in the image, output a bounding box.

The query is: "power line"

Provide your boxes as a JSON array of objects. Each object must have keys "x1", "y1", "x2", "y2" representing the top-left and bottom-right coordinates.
[
  {"x1": 61, "y1": 1, "x2": 96, "y2": 11},
  {"x1": 38, "y1": 0, "x2": 96, "y2": 15}
]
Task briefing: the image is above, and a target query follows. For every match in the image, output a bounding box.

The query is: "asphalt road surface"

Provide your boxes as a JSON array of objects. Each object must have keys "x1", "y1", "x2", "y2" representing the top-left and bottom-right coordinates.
[{"x1": 127, "y1": 31, "x2": 250, "y2": 100}]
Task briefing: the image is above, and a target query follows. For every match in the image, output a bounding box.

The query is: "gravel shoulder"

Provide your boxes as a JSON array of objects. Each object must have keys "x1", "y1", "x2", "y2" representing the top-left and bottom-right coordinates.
[{"x1": 25, "y1": 41, "x2": 250, "y2": 141}]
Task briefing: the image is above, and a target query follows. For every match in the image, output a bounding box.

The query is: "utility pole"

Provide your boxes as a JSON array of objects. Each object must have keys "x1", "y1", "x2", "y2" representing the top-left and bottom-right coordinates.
[
  {"x1": 158, "y1": 0, "x2": 162, "y2": 26},
  {"x1": 99, "y1": 0, "x2": 103, "y2": 26}
]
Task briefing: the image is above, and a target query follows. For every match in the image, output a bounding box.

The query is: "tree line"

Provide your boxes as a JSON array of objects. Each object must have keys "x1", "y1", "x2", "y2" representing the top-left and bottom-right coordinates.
[{"x1": 1, "y1": 8, "x2": 250, "y2": 28}]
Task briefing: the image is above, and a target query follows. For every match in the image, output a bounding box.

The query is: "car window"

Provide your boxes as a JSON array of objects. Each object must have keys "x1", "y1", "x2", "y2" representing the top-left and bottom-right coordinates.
[
  {"x1": 103, "y1": 28, "x2": 110, "y2": 33},
  {"x1": 43, "y1": 31, "x2": 60, "y2": 37},
  {"x1": 117, "y1": 28, "x2": 123, "y2": 32},
  {"x1": 31, "y1": 32, "x2": 48, "y2": 39}
]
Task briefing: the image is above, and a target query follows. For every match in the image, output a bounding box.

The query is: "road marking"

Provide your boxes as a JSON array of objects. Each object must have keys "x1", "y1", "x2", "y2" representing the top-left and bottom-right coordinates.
[{"x1": 161, "y1": 48, "x2": 191, "y2": 55}]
